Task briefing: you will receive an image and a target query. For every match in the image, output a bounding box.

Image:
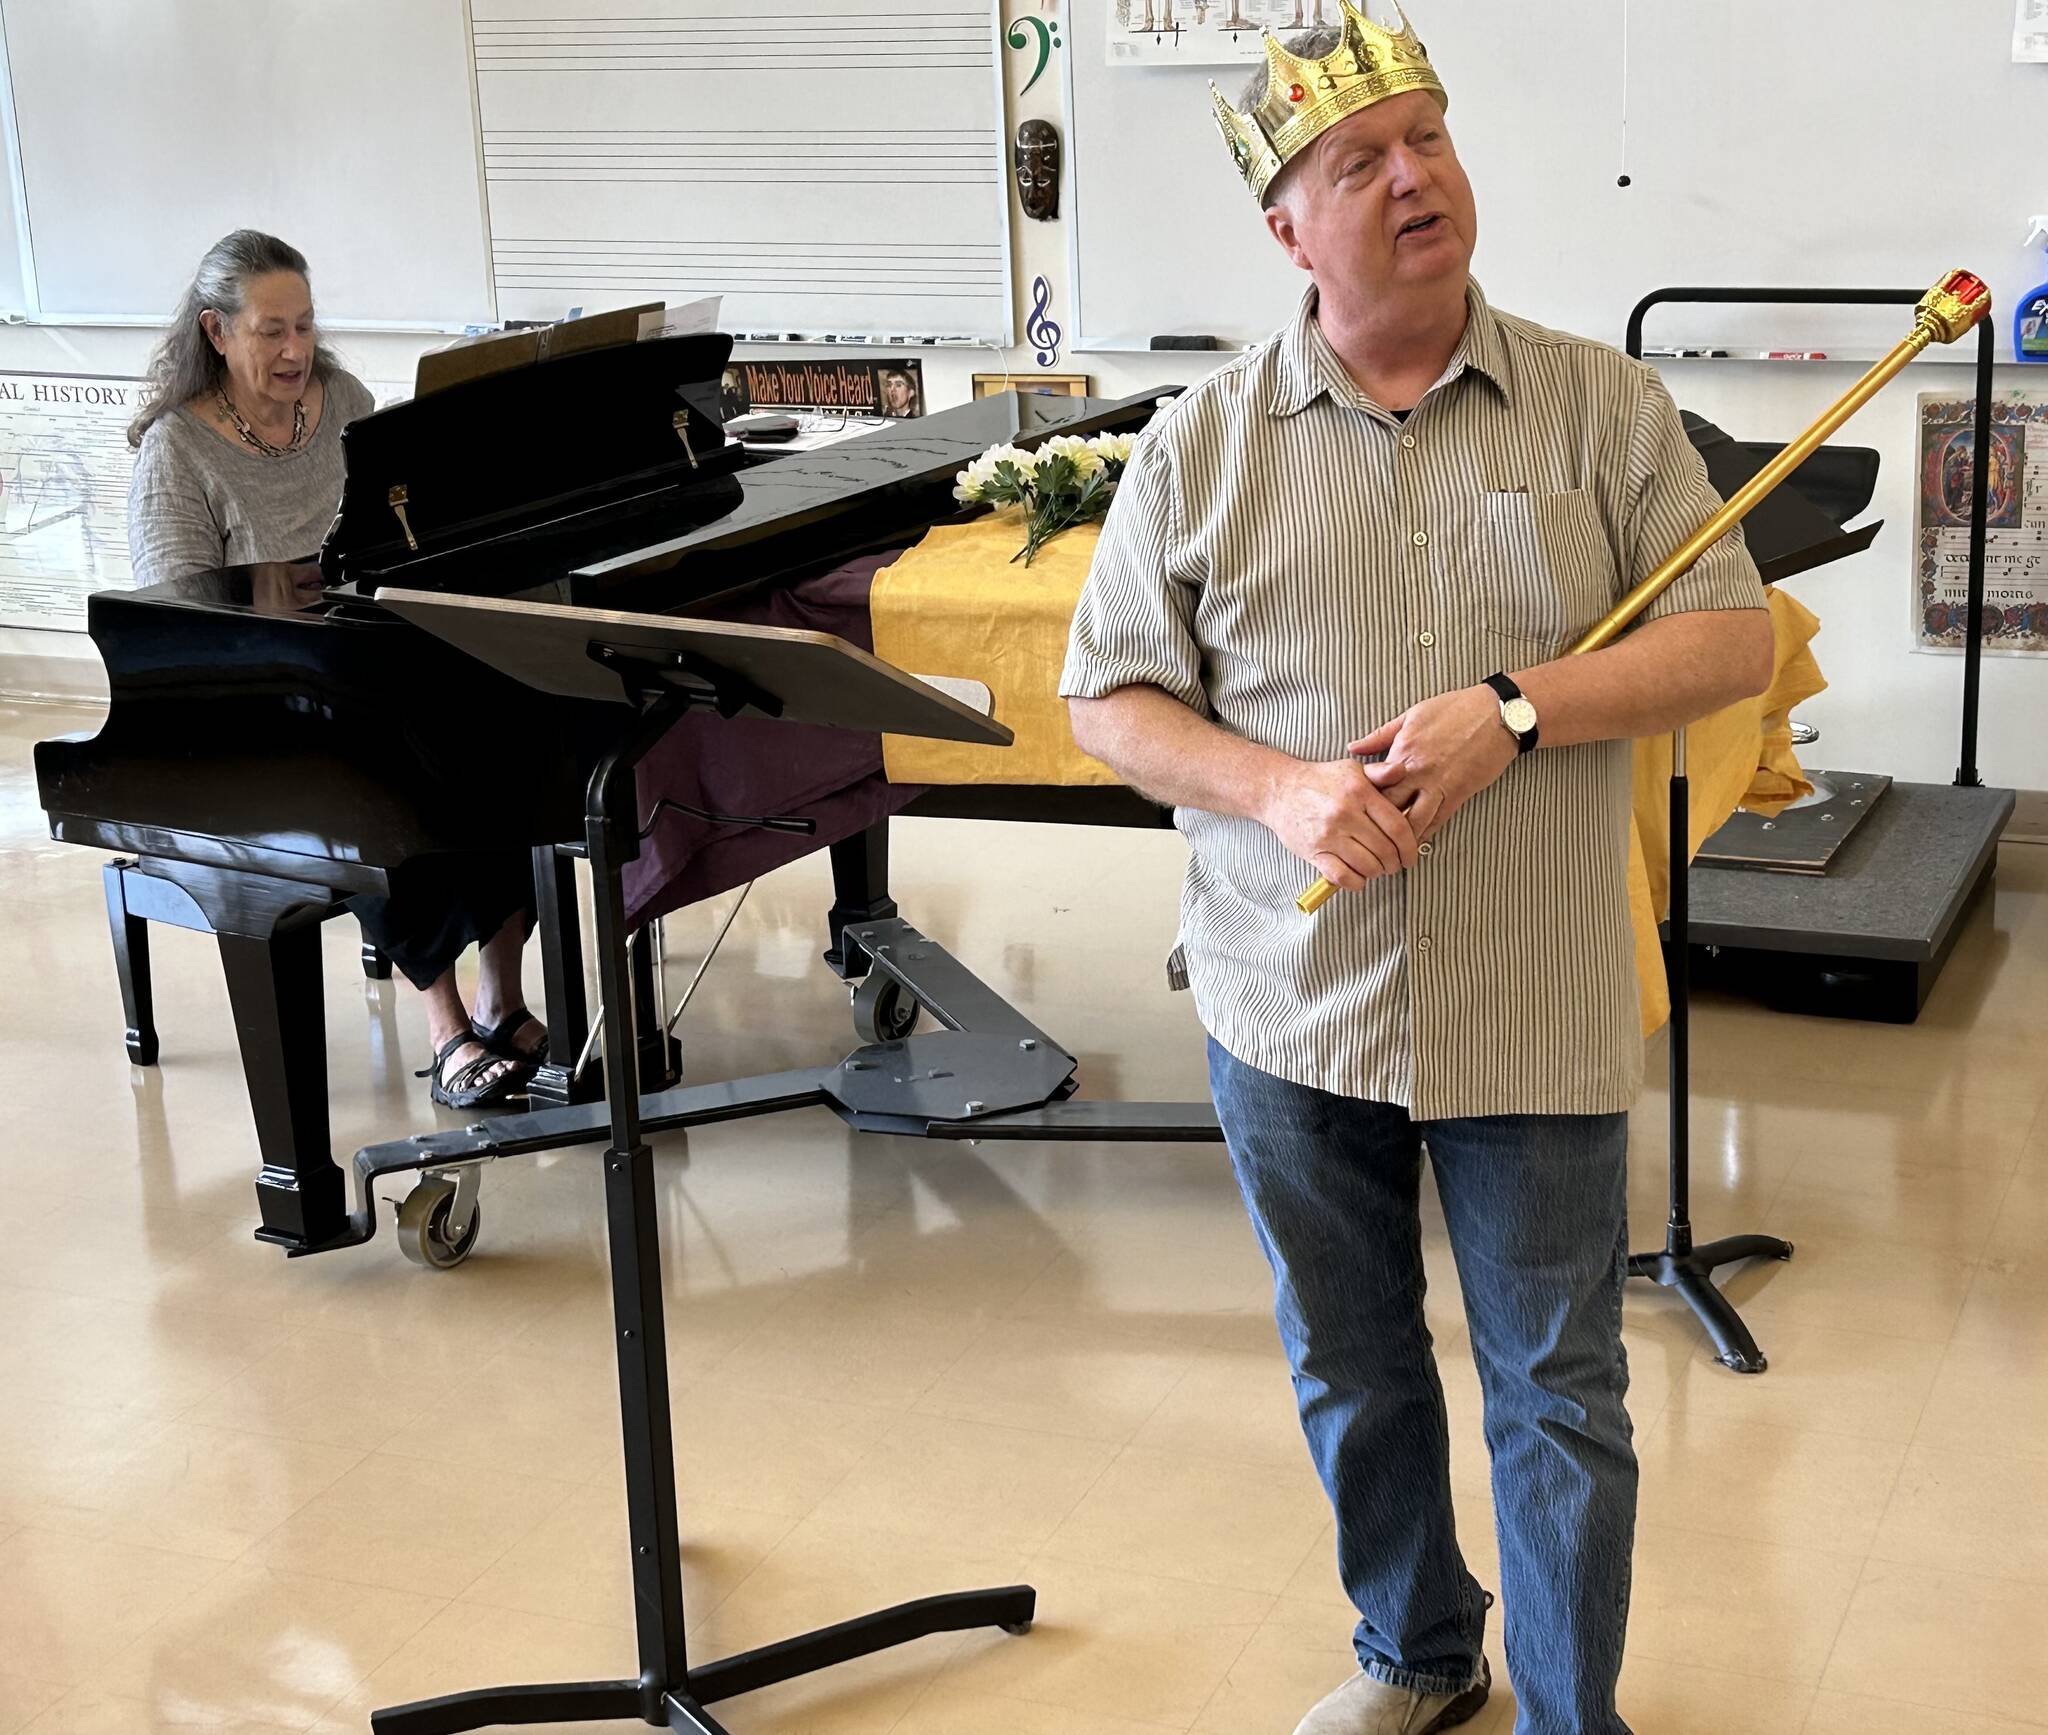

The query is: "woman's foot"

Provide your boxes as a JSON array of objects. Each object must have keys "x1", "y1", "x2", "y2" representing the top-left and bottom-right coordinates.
[
  {"x1": 416, "y1": 1031, "x2": 533, "y2": 1110},
  {"x1": 471, "y1": 1006, "x2": 549, "y2": 1066},
  {"x1": 415, "y1": 959, "x2": 534, "y2": 1109}
]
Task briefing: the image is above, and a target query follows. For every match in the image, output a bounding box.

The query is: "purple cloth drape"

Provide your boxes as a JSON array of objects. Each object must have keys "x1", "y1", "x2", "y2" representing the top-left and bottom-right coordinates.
[{"x1": 622, "y1": 548, "x2": 928, "y2": 928}]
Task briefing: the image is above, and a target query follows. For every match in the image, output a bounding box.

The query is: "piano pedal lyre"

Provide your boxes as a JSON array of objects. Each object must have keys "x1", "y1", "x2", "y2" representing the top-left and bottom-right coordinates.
[
  {"x1": 387, "y1": 484, "x2": 419, "y2": 552},
  {"x1": 672, "y1": 410, "x2": 700, "y2": 469}
]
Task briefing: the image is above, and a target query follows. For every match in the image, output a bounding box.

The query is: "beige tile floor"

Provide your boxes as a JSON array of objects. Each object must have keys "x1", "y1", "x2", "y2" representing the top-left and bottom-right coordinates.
[{"x1": 4, "y1": 697, "x2": 2047, "y2": 1733}]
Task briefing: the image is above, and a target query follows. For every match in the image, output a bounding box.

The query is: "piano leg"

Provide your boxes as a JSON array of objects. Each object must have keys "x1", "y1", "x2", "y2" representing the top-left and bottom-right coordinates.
[
  {"x1": 633, "y1": 918, "x2": 683, "y2": 1091},
  {"x1": 219, "y1": 920, "x2": 348, "y2": 1253},
  {"x1": 528, "y1": 844, "x2": 600, "y2": 1109},
  {"x1": 824, "y1": 822, "x2": 898, "y2": 979},
  {"x1": 103, "y1": 860, "x2": 160, "y2": 1067}
]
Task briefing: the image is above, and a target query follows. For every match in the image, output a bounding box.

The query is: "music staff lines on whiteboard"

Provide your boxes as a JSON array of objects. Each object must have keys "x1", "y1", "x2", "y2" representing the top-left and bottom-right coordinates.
[
  {"x1": 470, "y1": 11, "x2": 988, "y2": 72},
  {"x1": 469, "y1": 3, "x2": 1011, "y2": 336},
  {"x1": 481, "y1": 130, "x2": 998, "y2": 183},
  {"x1": 490, "y1": 240, "x2": 1006, "y2": 300}
]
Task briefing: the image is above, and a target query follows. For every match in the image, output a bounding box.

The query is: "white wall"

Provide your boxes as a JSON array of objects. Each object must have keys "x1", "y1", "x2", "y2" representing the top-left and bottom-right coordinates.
[{"x1": 4, "y1": 13, "x2": 2038, "y2": 796}]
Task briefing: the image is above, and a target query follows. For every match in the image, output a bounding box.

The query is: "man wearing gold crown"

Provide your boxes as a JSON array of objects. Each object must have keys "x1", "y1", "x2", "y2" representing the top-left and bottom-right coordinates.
[{"x1": 1061, "y1": 6, "x2": 1774, "y2": 1733}]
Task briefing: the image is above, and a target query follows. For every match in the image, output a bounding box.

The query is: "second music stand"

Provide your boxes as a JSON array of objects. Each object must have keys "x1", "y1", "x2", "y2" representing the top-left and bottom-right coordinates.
[{"x1": 370, "y1": 588, "x2": 1034, "y2": 1735}]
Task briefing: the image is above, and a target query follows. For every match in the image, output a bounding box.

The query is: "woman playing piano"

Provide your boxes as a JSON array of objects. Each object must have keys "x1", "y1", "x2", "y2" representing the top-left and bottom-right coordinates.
[{"x1": 126, "y1": 229, "x2": 546, "y2": 1111}]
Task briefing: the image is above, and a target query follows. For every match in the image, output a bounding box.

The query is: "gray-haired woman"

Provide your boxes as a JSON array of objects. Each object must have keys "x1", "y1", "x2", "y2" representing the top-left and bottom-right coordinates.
[
  {"x1": 125, "y1": 230, "x2": 546, "y2": 1110},
  {"x1": 127, "y1": 229, "x2": 374, "y2": 582}
]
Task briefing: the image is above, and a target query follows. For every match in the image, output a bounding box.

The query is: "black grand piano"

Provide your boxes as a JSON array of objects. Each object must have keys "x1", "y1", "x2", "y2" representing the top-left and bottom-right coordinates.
[{"x1": 35, "y1": 331, "x2": 1187, "y2": 1265}]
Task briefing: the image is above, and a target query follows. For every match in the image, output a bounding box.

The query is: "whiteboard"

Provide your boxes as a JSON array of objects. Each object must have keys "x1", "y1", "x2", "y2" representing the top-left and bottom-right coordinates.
[
  {"x1": 0, "y1": 0, "x2": 493, "y2": 327},
  {"x1": 471, "y1": 0, "x2": 1013, "y2": 343},
  {"x1": 0, "y1": 5, "x2": 31, "y2": 316},
  {"x1": 1069, "y1": 0, "x2": 2044, "y2": 359},
  {"x1": 0, "y1": 0, "x2": 1011, "y2": 343}
]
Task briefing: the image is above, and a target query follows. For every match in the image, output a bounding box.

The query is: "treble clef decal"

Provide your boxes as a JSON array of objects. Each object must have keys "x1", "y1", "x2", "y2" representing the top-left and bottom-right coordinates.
[{"x1": 1027, "y1": 275, "x2": 1063, "y2": 367}]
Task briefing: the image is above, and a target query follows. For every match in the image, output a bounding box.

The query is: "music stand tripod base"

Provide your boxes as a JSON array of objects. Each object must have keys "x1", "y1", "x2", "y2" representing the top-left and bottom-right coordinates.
[
  {"x1": 1629, "y1": 1236, "x2": 1794, "y2": 1374},
  {"x1": 1633, "y1": 750, "x2": 1792, "y2": 1375}
]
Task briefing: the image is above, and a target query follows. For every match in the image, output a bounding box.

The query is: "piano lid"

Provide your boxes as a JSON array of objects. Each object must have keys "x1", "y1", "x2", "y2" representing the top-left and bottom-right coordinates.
[
  {"x1": 318, "y1": 331, "x2": 735, "y2": 589},
  {"x1": 1681, "y1": 412, "x2": 1883, "y2": 586},
  {"x1": 567, "y1": 388, "x2": 1170, "y2": 604},
  {"x1": 312, "y1": 353, "x2": 1872, "y2": 616}
]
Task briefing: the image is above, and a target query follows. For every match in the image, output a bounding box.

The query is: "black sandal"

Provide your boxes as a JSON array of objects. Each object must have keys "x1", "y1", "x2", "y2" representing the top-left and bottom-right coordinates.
[
  {"x1": 415, "y1": 1031, "x2": 533, "y2": 1110},
  {"x1": 471, "y1": 1007, "x2": 550, "y2": 1067}
]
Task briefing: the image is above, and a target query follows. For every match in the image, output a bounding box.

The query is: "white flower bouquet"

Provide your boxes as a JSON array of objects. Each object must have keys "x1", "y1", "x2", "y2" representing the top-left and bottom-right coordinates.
[{"x1": 953, "y1": 431, "x2": 1139, "y2": 565}]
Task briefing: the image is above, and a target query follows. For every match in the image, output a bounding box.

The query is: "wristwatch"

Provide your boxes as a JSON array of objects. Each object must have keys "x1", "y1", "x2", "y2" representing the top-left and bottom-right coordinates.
[{"x1": 1482, "y1": 672, "x2": 1539, "y2": 754}]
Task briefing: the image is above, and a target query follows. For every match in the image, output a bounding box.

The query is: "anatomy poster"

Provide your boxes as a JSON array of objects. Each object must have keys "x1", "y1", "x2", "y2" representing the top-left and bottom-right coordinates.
[{"x1": 1107, "y1": 0, "x2": 1313, "y2": 64}]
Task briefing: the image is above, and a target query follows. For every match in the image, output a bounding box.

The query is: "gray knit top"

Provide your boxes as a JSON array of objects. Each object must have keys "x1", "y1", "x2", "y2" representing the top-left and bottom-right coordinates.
[{"x1": 126, "y1": 370, "x2": 377, "y2": 585}]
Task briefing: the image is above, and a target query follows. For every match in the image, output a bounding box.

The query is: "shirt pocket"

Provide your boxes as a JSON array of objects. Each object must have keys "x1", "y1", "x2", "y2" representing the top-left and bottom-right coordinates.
[{"x1": 1475, "y1": 488, "x2": 1617, "y2": 659}]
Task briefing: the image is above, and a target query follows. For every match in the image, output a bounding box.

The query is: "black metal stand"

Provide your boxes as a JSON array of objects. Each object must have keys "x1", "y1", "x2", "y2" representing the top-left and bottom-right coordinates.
[
  {"x1": 1622, "y1": 285, "x2": 1998, "y2": 1371},
  {"x1": 1627, "y1": 735, "x2": 1792, "y2": 1373},
  {"x1": 371, "y1": 692, "x2": 1034, "y2": 1735},
  {"x1": 1956, "y1": 318, "x2": 1994, "y2": 789}
]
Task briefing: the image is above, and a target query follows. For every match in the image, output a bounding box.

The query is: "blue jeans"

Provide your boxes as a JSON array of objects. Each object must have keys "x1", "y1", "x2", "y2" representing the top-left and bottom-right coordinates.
[{"x1": 1208, "y1": 1039, "x2": 1636, "y2": 1735}]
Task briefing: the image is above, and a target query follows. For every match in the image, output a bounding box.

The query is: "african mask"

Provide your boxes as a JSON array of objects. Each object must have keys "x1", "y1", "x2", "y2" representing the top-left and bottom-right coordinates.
[{"x1": 1015, "y1": 119, "x2": 1060, "y2": 221}]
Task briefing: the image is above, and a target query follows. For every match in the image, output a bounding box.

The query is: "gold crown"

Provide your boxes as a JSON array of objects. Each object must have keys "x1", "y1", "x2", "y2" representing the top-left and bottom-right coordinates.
[{"x1": 1209, "y1": 1, "x2": 1448, "y2": 204}]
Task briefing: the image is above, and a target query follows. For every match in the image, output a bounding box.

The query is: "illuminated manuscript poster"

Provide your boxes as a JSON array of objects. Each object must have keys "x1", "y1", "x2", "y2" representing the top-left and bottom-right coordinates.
[{"x1": 1915, "y1": 389, "x2": 2048, "y2": 655}]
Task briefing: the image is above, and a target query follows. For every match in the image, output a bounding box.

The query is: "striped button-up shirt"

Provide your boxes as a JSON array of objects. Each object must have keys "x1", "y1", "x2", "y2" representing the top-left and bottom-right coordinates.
[{"x1": 1060, "y1": 281, "x2": 1766, "y2": 1119}]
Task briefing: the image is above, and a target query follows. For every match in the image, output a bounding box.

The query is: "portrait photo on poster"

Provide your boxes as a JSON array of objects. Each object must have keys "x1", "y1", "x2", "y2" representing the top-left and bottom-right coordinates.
[{"x1": 733, "y1": 358, "x2": 926, "y2": 418}]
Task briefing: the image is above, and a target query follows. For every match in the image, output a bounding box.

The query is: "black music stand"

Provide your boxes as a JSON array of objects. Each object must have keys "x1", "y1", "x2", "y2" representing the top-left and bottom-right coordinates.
[
  {"x1": 371, "y1": 588, "x2": 1034, "y2": 1734},
  {"x1": 1622, "y1": 287, "x2": 1998, "y2": 1373}
]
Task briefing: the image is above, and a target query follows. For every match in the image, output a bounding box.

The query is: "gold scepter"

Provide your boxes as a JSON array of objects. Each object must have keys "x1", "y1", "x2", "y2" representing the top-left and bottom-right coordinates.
[{"x1": 1296, "y1": 267, "x2": 1993, "y2": 916}]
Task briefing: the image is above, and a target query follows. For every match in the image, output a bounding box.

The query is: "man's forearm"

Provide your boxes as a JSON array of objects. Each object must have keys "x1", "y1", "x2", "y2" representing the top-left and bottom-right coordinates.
[
  {"x1": 1071, "y1": 685, "x2": 1425, "y2": 886},
  {"x1": 1511, "y1": 607, "x2": 1775, "y2": 750},
  {"x1": 1067, "y1": 686, "x2": 1289, "y2": 819}
]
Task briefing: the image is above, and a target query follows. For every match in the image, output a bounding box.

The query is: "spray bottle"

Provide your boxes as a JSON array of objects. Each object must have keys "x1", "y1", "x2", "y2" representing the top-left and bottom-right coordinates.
[{"x1": 2019, "y1": 217, "x2": 2048, "y2": 362}]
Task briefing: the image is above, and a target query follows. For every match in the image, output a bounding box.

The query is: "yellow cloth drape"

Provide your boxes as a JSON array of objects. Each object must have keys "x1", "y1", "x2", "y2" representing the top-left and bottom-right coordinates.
[
  {"x1": 1626, "y1": 586, "x2": 1824, "y2": 1032},
  {"x1": 871, "y1": 516, "x2": 1825, "y2": 1036},
  {"x1": 874, "y1": 516, "x2": 1123, "y2": 788}
]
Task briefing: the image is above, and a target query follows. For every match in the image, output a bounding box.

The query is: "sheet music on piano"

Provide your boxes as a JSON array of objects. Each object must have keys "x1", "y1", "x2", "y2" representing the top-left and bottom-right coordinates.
[{"x1": 469, "y1": 0, "x2": 1013, "y2": 344}]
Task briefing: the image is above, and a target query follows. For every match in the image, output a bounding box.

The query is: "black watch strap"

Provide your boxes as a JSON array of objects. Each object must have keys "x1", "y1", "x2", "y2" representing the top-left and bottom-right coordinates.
[{"x1": 1482, "y1": 672, "x2": 1539, "y2": 754}]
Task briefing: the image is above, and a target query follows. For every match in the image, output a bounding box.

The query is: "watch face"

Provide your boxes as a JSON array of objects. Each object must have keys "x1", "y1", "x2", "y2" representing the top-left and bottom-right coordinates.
[{"x1": 1502, "y1": 696, "x2": 1538, "y2": 735}]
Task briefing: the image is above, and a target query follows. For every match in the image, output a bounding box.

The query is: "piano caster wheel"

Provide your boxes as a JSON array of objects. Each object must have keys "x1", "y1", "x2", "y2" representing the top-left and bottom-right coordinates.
[
  {"x1": 396, "y1": 1177, "x2": 481, "y2": 1270},
  {"x1": 1002, "y1": 1621, "x2": 1033, "y2": 1636},
  {"x1": 850, "y1": 974, "x2": 920, "y2": 1045}
]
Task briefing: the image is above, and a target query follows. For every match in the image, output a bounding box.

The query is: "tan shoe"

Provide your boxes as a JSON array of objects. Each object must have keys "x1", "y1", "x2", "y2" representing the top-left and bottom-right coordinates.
[{"x1": 1291, "y1": 1656, "x2": 1490, "y2": 1735}]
